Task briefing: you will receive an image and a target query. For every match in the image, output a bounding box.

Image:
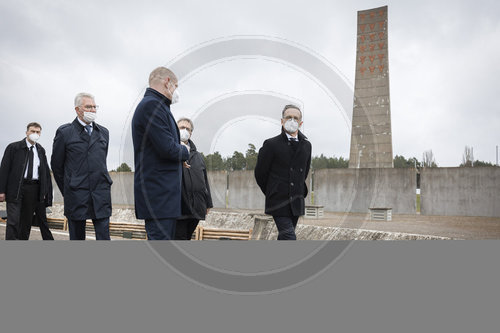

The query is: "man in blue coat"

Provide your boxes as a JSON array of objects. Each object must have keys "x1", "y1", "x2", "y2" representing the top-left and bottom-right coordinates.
[
  {"x1": 51, "y1": 93, "x2": 112, "y2": 240},
  {"x1": 132, "y1": 67, "x2": 189, "y2": 240}
]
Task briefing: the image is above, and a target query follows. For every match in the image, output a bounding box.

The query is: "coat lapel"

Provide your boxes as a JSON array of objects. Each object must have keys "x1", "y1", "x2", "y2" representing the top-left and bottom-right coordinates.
[
  {"x1": 73, "y1": 119, "x2": 90, "y2": 143},
  {"x1": 89, "y1": 123, "x2": 101, "y2": 148}
]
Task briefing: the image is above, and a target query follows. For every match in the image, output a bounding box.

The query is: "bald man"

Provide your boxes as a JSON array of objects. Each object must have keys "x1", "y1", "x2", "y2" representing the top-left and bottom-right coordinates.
[{"x1": 132, "y1": 67, "x2": 189, "y2": 240}]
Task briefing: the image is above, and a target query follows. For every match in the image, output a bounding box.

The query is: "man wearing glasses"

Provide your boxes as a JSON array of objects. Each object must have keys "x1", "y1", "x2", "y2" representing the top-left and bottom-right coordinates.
[
  {"x1": 255, "y1": 105, "x2": 312, "y2": 240},
  {"x1": 51, "y1": 93, "x2": 112, "y2": 240}
]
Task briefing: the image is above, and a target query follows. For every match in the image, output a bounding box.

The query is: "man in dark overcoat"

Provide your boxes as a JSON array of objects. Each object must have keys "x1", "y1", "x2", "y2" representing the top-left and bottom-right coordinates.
[
  {"x1": 255, "y1": 104, "x2": 312, "y2": 240},
  {"x1": 132, "y1": 67, "x2": 189, "y2": 240},
  {"x1": 51, "y1": 93, "x2": 112, "y2": 240},
  {"x1": 0, "y1": 122, "x2": 54, "y2": 240},
  {"x1": 175, "y1": 117, "x2": 213, "y2": 240}
]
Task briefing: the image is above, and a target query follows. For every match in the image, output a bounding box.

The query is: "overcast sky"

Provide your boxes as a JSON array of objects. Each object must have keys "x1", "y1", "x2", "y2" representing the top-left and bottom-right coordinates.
[{"x1": 1, "y1": 0, "x2": 499, "y2": 169}]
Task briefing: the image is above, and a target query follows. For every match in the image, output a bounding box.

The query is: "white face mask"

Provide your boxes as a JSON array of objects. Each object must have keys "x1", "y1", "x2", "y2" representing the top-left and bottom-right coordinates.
[
  {"x1": 179, "y1": 129, "x2": 190, "y2": 142},
  {"x1": 284, "y1": 119, "x2": 299, "y2": 134},
  {"x1": 168, "y1": 82, "x2": 180, "y2": 104},
  {"x1": 83, "y1": 111, "x2": 97, "y2": 123},
  {"x1": 28, "y1": 133, "x2": 40, "y2": 143}
]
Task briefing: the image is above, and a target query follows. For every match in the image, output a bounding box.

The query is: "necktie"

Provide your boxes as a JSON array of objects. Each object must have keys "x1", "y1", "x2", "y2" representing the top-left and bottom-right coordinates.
[
  {"x1": 26, "y1": 146, "x2": 34, "y2": 180},
  {"x1": 85, "y1": 125, "x2": 92, "y2": 136}
]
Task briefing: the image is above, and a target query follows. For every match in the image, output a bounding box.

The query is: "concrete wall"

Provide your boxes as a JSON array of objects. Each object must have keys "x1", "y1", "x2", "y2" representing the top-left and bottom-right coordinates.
[
  {"x1": 51, "y1": 167, "x2": 500, "y2": 217},
  {"x1": 206, "y1": 171, "x2": 227, "y2": 209},
  {"x1": 52, "y1": 172, "x2": 135, "y2": 206},
  {"x1": 52, "y1": 169, "x2": 415, "y2": 213},
  {"x1": 313, "y1": 168, "x2": 416, "y2": 214},
  {"x1": 420, "y1": 167, "x2": 500, "y2": 217},
  {"x1": 228, "y1": 170, "x2": 265, "y2": 210}
]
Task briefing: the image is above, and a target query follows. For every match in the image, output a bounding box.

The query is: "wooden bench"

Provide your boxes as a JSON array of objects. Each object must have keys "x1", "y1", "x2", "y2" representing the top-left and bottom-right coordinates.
[
  {"x1": 194, "y1": 226, "x2": 253, "y2": 240},
  {"x1": 85, "y1": 221, "x2": 147, "y2": 239},
  {"x1": 47, "y1": 217, "x2": 68, "y2": 230},
  {"x1": 369, "y1": 207, "x2": 392, "y2": 221}
]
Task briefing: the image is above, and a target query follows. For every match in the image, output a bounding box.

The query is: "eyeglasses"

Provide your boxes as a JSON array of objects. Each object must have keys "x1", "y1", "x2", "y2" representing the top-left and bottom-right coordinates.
[
  {"x1": 80, "y1": 105, "x2": 99, "y2": 111},
  {"x1": 283, "y1": 115, "x2": 301, "y2": 121}
]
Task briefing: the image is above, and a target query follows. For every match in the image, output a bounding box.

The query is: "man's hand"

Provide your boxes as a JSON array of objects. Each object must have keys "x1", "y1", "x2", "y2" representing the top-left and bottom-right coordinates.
[
  {"x1": 183, "y1": 161, "x2": 191, "y2": 169},
  {"x1": 206, "y1": 208, "x2": 211, "y2": 214},
  {"x1": 0, "y1": 193, "x2": 5, "y2": 202}
]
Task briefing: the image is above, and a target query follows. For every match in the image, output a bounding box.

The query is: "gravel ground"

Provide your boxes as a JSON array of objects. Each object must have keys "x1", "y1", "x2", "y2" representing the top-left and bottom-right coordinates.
[{"x1": 1, "y1": 203, "x2": 500, "y2": 240}]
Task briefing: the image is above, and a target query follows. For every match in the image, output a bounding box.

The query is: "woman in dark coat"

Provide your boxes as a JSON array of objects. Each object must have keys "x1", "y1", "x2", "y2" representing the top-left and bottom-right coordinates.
[{"x1": 175, "y1": 118, "x2": 213, "y2": 240}]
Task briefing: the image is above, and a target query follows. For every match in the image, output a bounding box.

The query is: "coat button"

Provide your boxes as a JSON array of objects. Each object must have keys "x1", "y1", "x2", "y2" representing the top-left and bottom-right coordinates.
[
  {"x1": 290, "y1": 167, "x2": 293, "y2": 171},
  {"x1": 290, "y1": 182, "x2": 294, "y2": 186}
]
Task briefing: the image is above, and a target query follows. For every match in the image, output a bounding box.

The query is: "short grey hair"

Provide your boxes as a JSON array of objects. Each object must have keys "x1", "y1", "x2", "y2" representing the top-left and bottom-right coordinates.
[
  {"x1": 149, "y1": 67, "x2": 177, "y2": 86},
  {"x1": 177, "y1": 117, "x2": 194, "y2": 132},
  {"x1": 74, "y1": 92, "x2": 95, "y2": 107},
  {"x1": 281, "y1": 104, "x2": 302, "y2": 119}
]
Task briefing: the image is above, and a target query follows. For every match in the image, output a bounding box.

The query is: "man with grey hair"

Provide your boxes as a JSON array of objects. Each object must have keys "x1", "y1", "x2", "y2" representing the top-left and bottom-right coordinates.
[
  {"x1": 132, "y1": 67, "x2": 189, "y2": 240},
  {"x1": 51, "y1": 92, "x2": 112, "y2": 240},
  {"x1": 175, "y1": 117, "x2": 213, "y2": 240}
]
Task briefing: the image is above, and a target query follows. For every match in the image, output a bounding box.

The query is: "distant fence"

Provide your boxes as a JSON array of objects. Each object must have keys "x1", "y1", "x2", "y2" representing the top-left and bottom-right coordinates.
[{"x1": 51, "y1": 167, "x2": 500, "y2": 217}]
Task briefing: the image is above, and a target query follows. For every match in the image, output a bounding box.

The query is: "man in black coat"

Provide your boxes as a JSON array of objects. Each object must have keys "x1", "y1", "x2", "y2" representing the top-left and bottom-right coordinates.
[
  {"x1": 51, "y1": 93, "x2": 112, "y2": 240},
  {"x1": 175, "y1": 118, "x2": 213, "y2": 240},
  {"x1": 132, "y1": 67, "x2": 189, "y2": 240},
  {"x1": 0, "y1": 122, "x2": 54, "y2": 240},
  {"x1": 255, "y1": 105, "x2": 312, "y2": 240}
]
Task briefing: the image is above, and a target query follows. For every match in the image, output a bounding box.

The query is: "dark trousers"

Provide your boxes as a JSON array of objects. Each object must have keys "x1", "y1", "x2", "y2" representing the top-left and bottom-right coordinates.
[
  {"x1": 68, "y1": 217, "x2": 110, "y2": 240},
  {"x1": 5, "y1": 183, "x2": 53, "y2": 240},
  {"x1": 273, "y1": 216, "x2": 299, "y2": 240},
  {"x1": 175, "y1": 218, "x2": 199, "y2": 240},
  {"x1": 145, "y1": 218, "x2": 176, "y2": 240}
]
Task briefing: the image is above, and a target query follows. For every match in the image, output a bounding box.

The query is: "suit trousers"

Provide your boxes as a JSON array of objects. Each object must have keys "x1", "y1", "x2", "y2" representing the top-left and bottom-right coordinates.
[
  {"x1": 272, "y1": 215, "x2": 299, "y2": 240},
  {"x1": 5, "y1": 182, "x2": 53, "y2": 240},
  {"x1": 145, "y1": 218, "x2": 176, "y2": 240},
  {"x1": 68, "y1": 217, "x2": 110, "y2": 240},
  {"x1": 175, "y1": 218, "x2": 199, "y2": 240}
]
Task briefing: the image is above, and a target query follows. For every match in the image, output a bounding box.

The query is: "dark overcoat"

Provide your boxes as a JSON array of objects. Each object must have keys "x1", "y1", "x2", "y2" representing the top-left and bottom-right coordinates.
[
  {"x1": 0, "y1": 139, "x2": 53, "y2": 206},
  {"x1": 254, "y1": 129, "x2": 312, "y2": 217},
  {"x1": 132, "y1": 88, "x2": 189, "y2": 220},
  {"x1": 51, "y1": 118, "x2": 112, "y2": 220},
  {"x1": 179, "y1": 140, "x2": 213, "y2": 221}
]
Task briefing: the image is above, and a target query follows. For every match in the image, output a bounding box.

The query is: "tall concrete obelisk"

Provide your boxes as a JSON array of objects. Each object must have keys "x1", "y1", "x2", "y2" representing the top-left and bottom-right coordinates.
[{"x1": 349, "y1": 5, "x2": 393, "y2": 168}]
